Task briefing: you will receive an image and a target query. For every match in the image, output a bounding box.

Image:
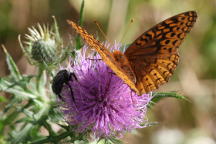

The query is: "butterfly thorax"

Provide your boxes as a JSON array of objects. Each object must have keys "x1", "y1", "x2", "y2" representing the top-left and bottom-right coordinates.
[{"x1": 112, "y1": 50, "x2": 136, "y2": 83}]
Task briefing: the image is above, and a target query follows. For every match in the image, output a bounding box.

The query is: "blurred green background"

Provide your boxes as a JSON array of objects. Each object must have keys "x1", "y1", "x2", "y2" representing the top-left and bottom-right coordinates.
[{"x1": 0, "y1": 0, "x2": 216, "y2": 144}]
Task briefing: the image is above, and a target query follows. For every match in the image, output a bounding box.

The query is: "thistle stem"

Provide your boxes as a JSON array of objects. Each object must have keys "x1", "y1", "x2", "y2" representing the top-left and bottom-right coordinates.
[{"x1": 75, "y1": 0, "x2": 85, "y2": 50}]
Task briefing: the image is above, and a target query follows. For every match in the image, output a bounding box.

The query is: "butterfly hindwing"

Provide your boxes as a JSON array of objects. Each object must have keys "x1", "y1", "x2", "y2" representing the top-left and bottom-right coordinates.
[{"x1": 125, "y1": 11, "x2": 197, "y2": 94}]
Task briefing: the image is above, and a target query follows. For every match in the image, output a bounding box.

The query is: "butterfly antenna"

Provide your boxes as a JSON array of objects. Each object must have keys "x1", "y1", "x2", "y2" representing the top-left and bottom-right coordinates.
[
  {"x1": 121, "y1": 18, "x2": 134, "y2": 42},
  {"x1": 94, "y1": 21, "x2": 111, "y2": 44}
]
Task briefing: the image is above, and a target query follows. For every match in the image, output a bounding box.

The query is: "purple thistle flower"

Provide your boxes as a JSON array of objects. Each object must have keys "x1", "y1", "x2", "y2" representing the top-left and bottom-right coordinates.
[{"x1": 60, "y1": 43, "x2": 151, "y2": 137}]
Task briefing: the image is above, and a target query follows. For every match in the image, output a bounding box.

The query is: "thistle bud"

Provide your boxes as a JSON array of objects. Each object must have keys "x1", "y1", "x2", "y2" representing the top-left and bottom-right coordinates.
[
  {"x1": 19, "y1": 17, "x2": 65, "y2": 68},
  {"x1": 31, "y1": 39, "x2": 57, "y2": 65}
]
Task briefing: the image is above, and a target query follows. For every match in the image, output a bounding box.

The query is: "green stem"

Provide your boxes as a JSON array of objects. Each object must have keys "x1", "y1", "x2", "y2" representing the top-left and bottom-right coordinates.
[
  {"x1": 36, "y1": 67, "x2": 44, "y2": 93},
  {"x1": 42, "y1": 121, "x2": 56, "y2": 136},
  {"x1": 52, "y1": 15, "x2": 61, "y2": 43},
  {"x1": 31, "y1": 131, "x2": 72, "y2": 144},
  {"x1": 75, "y1": 0, "x2": 85, "y2": 50},
  {"x1": 79, "y1": 0, "x2": 85, "y2": 27}
]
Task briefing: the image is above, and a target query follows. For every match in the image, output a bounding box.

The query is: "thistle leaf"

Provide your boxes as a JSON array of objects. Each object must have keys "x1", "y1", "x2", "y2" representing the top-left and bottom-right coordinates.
[
  {"x1": 2, "y1": 45, "x2": 22, "y2": 81},
  {"x1": 148, "y1": 92, "x2": 189, "y2": 108}
]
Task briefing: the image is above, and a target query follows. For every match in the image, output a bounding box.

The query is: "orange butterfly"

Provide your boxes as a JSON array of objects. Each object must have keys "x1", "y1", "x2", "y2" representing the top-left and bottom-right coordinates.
[{"x1": 67, "y1": 11, "x2": 197, "y2": 95}]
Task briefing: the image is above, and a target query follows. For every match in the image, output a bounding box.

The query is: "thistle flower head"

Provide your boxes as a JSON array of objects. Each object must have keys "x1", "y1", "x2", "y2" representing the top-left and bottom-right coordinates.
[
  {"x1": 19, "y1": 17, "x2": 65, "y2": 68},
  {"x1": 60, "y1": 43, "x2": 151, "y2": 137}
]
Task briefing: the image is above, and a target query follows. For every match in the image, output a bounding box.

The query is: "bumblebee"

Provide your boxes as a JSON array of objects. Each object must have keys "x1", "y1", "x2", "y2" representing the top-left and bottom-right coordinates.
[{"x1": 52, "y1": 70, "x2": 77, "y2": 101}]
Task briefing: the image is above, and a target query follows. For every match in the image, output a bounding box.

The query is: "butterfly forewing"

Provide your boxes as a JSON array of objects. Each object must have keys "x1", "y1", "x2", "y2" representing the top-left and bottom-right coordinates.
[
  {"x1": 67, "y1": 20, "x2": 139, "y2": 93},
  {"x1": 125, "y1": 11, "x2": 197, "y2": 94}
]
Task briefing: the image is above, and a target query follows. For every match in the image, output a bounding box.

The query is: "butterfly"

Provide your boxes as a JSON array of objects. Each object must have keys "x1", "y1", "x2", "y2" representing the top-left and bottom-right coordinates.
[{"x1": 67, "y1": 11, "x2": 197, "y2": 95}]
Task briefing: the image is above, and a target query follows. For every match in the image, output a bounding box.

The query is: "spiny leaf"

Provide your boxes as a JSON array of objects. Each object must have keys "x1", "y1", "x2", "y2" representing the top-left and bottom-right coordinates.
[
  {"x1": 0, "y1": 78, "x2": 36, "y2": 99},
  {"x1": 97, "y1": 137, "x2": 122, "y2": 144},
  {"x1": 148, "y1": 92, "x2": 189, "y2": 108},
  {"x1": 2, "y1": 45, "x2": 22, "y2": 81},
  {"x1": 10, "y1": 123, "x2": 34, "y2": 144}
]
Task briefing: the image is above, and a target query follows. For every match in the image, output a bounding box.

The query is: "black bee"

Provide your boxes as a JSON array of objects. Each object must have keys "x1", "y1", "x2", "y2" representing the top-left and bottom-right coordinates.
[{"x1": 52, "y1": 70, "x2": 77, "y2": 101}]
